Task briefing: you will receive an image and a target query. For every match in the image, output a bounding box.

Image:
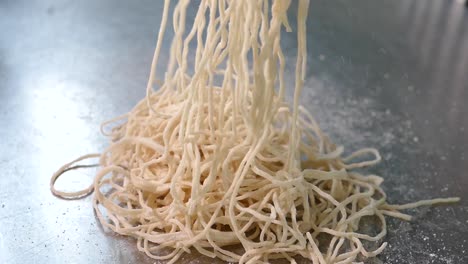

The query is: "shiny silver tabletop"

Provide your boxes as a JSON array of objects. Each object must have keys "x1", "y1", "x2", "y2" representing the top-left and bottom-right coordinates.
[{"x1": 0, "y1": 0, "x2": 467, "y2": 263}]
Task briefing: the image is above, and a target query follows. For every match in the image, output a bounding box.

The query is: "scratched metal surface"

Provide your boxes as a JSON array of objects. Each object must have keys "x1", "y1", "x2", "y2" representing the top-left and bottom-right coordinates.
[{"x1": 0, "y1": 0, "x2": 467, "y2": 263}]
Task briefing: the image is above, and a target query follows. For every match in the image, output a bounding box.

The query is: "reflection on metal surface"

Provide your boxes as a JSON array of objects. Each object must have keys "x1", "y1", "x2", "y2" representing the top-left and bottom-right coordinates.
[
  {"x1": 397, "y1": 0, "x2": 468, "y2": 140},
  {"x1": 0, "y1": 0, "x2": 467, "y2": 263},
  {"x1": 399, "y1": 0, "x2": 467, "y2": 87},
  {"x1": 0, "y1": 231, "x2": 7, "y2": 263}
]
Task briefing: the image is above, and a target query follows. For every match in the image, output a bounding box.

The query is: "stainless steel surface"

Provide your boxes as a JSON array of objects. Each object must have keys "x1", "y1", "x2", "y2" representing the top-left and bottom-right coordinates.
[{"x1": 1, "y1": 0, "x2": 467, "y2": 263}]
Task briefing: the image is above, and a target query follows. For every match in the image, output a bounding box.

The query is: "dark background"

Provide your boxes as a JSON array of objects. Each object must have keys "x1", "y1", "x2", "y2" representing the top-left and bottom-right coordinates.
[{"x1": 1, "y1": 0, "x2": 467, "y2": 263}]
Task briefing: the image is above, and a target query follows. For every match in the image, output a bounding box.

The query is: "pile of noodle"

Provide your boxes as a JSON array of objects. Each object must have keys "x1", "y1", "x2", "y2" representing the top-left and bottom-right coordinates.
[{"x1": 51, "y1": 0, "x2": 459, "y2": 263}]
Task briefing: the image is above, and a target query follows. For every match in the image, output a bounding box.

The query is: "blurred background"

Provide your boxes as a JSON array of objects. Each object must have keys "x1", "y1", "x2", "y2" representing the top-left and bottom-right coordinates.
[{"x1": 1, "y1": 0, "x2": 467, "y2": 263}]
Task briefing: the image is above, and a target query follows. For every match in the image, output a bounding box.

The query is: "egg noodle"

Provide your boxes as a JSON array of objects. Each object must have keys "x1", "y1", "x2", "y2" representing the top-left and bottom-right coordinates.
[{"x1": 51, "y1": 0, "x2": 459, "y2": 263}]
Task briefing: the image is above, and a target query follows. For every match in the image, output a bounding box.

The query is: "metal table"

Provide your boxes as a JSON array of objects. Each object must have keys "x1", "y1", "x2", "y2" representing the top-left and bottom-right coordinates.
[{"x1": 1, "y1": 0, "x2": 467, "y2": 263}]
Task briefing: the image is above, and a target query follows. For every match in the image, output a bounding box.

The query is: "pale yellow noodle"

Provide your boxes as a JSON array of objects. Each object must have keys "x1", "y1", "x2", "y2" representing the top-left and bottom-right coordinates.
[{"x1": 51, "y1": 0, "x2": 459, "y2": 263}]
